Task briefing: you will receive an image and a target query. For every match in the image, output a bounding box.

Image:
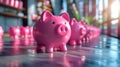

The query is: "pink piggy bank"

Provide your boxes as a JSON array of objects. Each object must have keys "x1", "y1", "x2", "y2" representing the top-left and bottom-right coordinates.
[
  {"x1": 78, "y1": 20, "x2": 89, "y2": 42},
  {"x1": 84, "y1": 24, "x2": 93, "y2": 41},
  {"x1": 9, "y1": 26, "x2": 20, "y2": 39},
  {"x1": 20, "y1": 26, "x2": 29, "y2": 38},
  {"x1": 68, "y1": 18, "x2": 87, "y2": 46},
  {"x1": 0, "y1": 26, "x2": 4, "y2": 39},
  {"x1": 88, "y1": 26, "x2": 100, "y2": 39},
  {"x1": 33, "y1": 11, "x2": 71, "y2": 53}
]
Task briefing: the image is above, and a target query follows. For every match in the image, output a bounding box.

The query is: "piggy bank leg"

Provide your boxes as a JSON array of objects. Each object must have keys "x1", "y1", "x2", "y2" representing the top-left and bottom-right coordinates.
[
  {"x1": 45, "y1": 45, "x2": 53, "y2": 53},
  {"x1": 82, "y1": 37, "x2": 86, "y2": 43},
  {"x1": 87, "y1": 36, "x2": 90, "y2": 42},
  {"x1": 53, "y1": 47, "x2": 58, "y2": 52},
  {"x1": 36, "y1": 44, "x2": 44, "y2": 53},
  {"x1": 59, "y1": 44, "x2": 67, "y2": 51},
  {"x1": 84, "y1": 36, "x2": 88, "y2": 42},
  {"x1": 77, "y1": 40, "x2": 82, "y2": 46},
  {"x1": 69, "y1": 40, "x2": 76, "y2": 46}
]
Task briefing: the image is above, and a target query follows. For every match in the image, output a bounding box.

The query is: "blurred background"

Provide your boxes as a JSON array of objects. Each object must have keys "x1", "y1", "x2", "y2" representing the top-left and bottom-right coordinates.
[
  {"x1": 0, "y1": 0, "x2": 120, "y2": 67},
  {"x1": 0, "y1": 0, "x2": 120, "y2": 38}
]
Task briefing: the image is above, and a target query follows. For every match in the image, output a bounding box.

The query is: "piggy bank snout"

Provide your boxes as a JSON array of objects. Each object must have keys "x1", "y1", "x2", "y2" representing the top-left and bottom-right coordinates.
[
  {"x1": 80, "y1": 28, "x2": 86, "y2": 35},
  {"x1": 82, "y1": 29, "x2": 86, "y2": 35},
  {"x1": 57, "y1": 25, "x2": 68, "y2": 36}
]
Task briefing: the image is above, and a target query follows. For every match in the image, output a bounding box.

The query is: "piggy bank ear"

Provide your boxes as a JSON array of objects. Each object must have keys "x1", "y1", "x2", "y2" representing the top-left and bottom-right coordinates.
[
  {"x1": 70, "y1": 18, "x2": 77, "y2": 25},
  {"x1": 60, "y1": 13, "x2": 70, "y2": 22},
  {"x1": 79, "y1": 20, "x2": 84, "y2": 24},
  {"x1": 41, "y1": 10, "x2": 53, "y2": 22}
]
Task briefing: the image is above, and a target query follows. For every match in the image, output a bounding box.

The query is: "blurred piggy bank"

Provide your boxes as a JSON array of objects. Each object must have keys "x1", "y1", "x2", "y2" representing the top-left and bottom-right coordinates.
[
  {"x1": 83, "y1": 24, "x2": 93, "y2": 41},
  {"x1": 0, "y1": 26, "x2": 4, "y2": 39},
  {"x1": 20, "y1": 26, "x2": 29, "y2": 38},
  {"x1": 78, "y1": 20, "x2": 89, "y2": 42},
  {"x1": 33, "y1": 10, "x2": 71, "y2": 52},
  {"x1": 9, "y1": 26, "x2": 20, "y2": 39},
  {"x1": 88, "y1": 26, "x2": 101, "y2": 39},
  {"x1": 68, "y1": 18, "x2": 87, "y2": 46}
]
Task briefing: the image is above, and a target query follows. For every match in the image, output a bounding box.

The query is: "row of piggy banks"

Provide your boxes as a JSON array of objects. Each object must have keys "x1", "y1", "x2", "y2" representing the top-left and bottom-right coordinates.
[
  {"x1": 0, "y1": 10, "x2": 100, "y2": 53},
  {"x1": 0, "y1": 26, "x2": 33, "y2": 39},
  {"x1": 33, "y1": 10, "x2": 100, "y2": 53},
  {"x1": 8, "y1": 26, "x2": 33, "y2": 39}
]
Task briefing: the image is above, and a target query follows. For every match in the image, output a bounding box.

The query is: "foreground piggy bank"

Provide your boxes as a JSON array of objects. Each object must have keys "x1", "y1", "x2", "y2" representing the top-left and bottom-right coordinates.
[
  {"x1": 20, "y1": 26, "x2": 29, "y2": 38},
  {"x1": 68, "y1": 18, "x2": 87, "y2": 46},
  {"x1": 9, "y1": 26, "x2": 20, "y2": 39},
  {"x1": 33, "y1": 11, "x2": 71, "y2": 52}
]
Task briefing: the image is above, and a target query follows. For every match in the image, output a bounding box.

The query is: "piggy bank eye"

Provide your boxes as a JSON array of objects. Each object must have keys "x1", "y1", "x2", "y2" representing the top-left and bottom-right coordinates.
[
  {"x1": 64, "y1": 22, "x2": 66, "y2": 24},
  {"x1": 52, "y1": 22, "x2": 55, "y2": 24}
]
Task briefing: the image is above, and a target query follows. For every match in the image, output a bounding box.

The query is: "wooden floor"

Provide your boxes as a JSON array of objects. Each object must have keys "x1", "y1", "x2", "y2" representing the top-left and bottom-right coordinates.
[{"x1": 0, "y1": 35, "x2": 120, "y2": 67}]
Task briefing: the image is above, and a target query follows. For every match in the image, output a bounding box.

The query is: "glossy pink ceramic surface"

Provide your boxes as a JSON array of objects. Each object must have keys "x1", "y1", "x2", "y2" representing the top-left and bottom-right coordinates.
[
  {"x1": 79, "y1": 20, "x2": 101, "y2": 41},
  {"x1": 20, "y1": 26, "x2": 29, "y2": 38},
  {"x1": 68, "y1": 18, "x2": 87, "y2": 46},
  {"x1": 8, "y1": 26, "x2": 20, "y2": 39},
  {"x1": 33, "y1": 10, "x2": 71, "y2": 53}
]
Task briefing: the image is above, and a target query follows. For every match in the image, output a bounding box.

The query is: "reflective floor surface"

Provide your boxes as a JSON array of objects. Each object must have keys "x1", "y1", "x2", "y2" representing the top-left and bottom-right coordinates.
[{"x1": 0, "y1": 35, "x2": 120, "y2": 67}]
